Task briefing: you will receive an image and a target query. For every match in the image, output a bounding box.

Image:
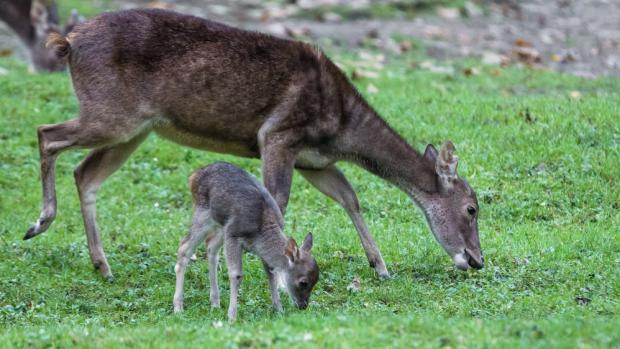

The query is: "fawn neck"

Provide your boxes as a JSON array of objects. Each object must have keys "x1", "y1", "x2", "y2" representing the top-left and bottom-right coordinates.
[
  {"x1": 339, "y1": 94, "x2": 438, "y2": 197},
  {"x1": 255, "y1": 225, "x2": 290, "y2": 271}
]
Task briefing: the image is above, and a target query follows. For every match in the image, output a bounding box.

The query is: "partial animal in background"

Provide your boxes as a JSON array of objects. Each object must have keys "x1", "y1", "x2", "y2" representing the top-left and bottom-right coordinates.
[{"x1": 0, "y1": 0, "x2": 81, "y2": 72}]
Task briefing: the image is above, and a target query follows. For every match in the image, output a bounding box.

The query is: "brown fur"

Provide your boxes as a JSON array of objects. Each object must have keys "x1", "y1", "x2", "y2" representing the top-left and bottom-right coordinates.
[
  {"x1": 26, "y1": 8, "x2": 483, "y2": 279},
  {"x1": 0, "y1": 0, "x2": 81, "y2": 71}
]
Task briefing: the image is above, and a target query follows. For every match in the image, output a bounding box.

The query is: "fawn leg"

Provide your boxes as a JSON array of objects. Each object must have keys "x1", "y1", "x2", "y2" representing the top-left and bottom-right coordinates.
[
  {"x1": 207, "y1": 232, "x2": 224, "y2": 308},
  {"x1": 263, "y1": 262, "x2": 283, "y2": 313},
  {"x1": 298, "y1": 165, "x2": 389, "y2": 278},
  {"x1": 224, "y1": 236, "x2": 243, "y2": 322},
  {"x1": 173, "y1": 207, "x2": 215, "y2": 313}
]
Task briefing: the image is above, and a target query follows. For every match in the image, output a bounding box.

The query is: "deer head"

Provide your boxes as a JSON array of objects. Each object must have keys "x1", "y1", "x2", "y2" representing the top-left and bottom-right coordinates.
[
  {"x1": 419, "y1": 141, "x2": 484, "y2": 271},
  {"x1": 283, "y1": 233, "x2": 319, "y2": 309}
]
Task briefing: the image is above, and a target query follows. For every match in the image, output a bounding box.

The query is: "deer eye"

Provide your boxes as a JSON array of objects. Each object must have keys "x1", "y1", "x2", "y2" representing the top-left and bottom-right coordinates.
[
  {"x1": 467, "y1": 206, "x2": 477, "y2": 216},
  {"x1": 299, "y1": 281, "x2": 309, "y2": 289}
]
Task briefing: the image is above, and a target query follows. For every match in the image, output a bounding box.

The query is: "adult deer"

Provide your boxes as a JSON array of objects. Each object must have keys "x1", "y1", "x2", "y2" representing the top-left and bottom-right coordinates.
[
  {"x1": 0, "y1": 0, "x2": 81, "y2": 72},
  {"x1": 26, "y1": 8, "x2": 484, "y2": 280}
]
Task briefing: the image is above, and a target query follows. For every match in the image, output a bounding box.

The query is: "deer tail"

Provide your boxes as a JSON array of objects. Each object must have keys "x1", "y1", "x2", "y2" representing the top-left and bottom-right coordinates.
[{"x1": 46, "y1": 32, "x2": 71, "y2": 59}]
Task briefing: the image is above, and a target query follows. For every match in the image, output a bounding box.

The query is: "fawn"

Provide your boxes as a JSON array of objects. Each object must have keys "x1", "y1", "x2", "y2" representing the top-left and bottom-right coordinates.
[
  {"x1": 173, "y1": 162, "x2": 319, "y2": 322},
  {"x1": 28, "y1": 8, "x2": 483, "y2": 280}
]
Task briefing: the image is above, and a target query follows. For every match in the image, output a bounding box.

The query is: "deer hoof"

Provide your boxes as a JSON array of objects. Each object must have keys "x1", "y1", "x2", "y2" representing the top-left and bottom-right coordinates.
[{"x1": 23, "y1": 216, "x2": 54, "y2": 240}]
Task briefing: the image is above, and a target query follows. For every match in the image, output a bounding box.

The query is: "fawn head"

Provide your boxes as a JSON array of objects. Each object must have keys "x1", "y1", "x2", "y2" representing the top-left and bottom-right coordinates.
[
  {"x1": 420, "y1": 141, "x2": 484, "y2": 271},
  {"x1": 283, "y1": 233, "x2": 319, "y2": 309}
]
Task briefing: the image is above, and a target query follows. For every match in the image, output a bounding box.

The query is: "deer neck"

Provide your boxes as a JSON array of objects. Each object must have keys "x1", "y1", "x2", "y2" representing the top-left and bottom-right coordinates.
[{"x1": 339, "y1": 93, "x2": 438, "y2": 198}]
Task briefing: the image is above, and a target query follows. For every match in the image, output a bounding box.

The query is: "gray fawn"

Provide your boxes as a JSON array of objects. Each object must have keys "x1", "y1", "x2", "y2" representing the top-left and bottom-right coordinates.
[
  {"x1": 173, "y1": 162, "x2": 319, "y2": 322},
  {"x1": 27, "y1": 8, "x2": 483, "y2": 281}
]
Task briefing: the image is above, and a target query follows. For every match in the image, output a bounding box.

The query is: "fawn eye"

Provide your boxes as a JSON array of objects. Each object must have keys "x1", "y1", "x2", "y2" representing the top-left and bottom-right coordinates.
[{"x1": 467, "y1": 206, "x2": 477, "y2": 216}]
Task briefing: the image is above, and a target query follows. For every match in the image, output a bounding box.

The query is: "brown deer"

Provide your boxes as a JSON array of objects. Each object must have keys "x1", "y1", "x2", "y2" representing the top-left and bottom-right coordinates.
[
  {"x1": 174, "y1": 162, "x2": 319, "y2": 322},
  {"x1": 0, "y1": 0, "x2": 81, "y2": 72},
  {"x1": 26, "y1": 8, "x2": 483, "y2": 280}
]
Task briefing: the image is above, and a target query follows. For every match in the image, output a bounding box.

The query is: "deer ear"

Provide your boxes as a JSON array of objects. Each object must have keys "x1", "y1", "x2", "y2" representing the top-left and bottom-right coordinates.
[
  {"x1": 30, "y1": 0, "x2": 51, "y2": 35},
  {"x1": 284, "y1": 237, "x2": 299, "y2": 263},
  {"x1": 301, "y1": 232, "x2": 313, "y2": 252},
  {"x1": 436, "y1": 141, "x2": 458, "y2": 185},
  {"x1": 64, "y1": 9, "x2": 82, "y2": 34},
  {"x1": 423, "y1": 144, "x2": 438, "y2": 163}
]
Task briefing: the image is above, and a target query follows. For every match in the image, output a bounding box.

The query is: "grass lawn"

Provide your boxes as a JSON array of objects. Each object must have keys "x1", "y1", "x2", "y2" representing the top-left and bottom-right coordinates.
[{"x1": 0, "y1": 47, "x2": 619, "y2": 348}]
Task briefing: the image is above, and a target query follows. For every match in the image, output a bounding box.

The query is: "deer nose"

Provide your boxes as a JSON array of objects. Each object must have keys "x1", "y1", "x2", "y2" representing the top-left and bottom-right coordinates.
[
  {"x1": 297, "y1": 301, "x2": 308, "y2": 310},
  {"x1": 465, "y1": 249, "x2": 484, "y2": 270}
]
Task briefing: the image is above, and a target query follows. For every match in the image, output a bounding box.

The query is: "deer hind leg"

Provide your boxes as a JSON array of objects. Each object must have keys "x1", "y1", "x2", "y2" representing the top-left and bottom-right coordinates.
[
  {"x1": 25, "y1": 117, "x2": 122, "y2": 240},
  {"x1": 298, "y1": 165, "x2": 390, "y2": 279},
  {"x1": 73, "y1": 132, "x2": 149, "y2": 279}
]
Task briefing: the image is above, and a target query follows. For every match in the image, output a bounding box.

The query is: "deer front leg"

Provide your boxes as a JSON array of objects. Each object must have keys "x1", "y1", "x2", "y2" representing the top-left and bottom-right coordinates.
[
  {"x1": 206, "y1": 232, "x2": 224, "y2": 309},
  {"x1": 224, "y1": 236, "x2": 243, "y2": 322},
  {"x1": 174, "y1": 207, "x2": 214, "y2": 313},
  {"x1": 263, "y1": 262, "x2": 283, "y2": 313},
  {"x1": 260, "y1": 142, "x2": 297, "y2": 213},
  {"x1": 298, "y1": 166, "x2": 390, "y2": 278}
]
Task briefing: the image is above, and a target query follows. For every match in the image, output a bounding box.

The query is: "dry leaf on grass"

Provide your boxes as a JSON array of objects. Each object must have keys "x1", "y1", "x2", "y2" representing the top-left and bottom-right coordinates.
[
  {"x1": 347, "y1": 277, "x2": 361, "y2": 292},
  {"x1": 366, "y1": 84, "x2": 379, "y2": 94}
]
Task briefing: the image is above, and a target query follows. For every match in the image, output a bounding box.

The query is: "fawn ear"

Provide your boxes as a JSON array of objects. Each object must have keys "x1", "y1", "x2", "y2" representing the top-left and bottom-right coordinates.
[
  {"x1": 436, "y1": 141, "x2": 459, "y2": 187},
  {"x1": 30, "y1": 0, "x2": 51, "y2": 36},
  {"x1": 284, "y1": 237, "x2": 299, "y2": 263},
  {"x1": 301, "y1": 232, "x2": 313, "y2": 252},
  {"x1": 423, "y1": 144, "x2": 438, "y2": 163}
]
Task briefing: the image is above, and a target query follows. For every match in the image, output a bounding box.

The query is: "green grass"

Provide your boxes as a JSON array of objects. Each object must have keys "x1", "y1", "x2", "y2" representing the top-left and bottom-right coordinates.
[{"x1": 0, "y1": 52, "x2": 619, "y2": 348}]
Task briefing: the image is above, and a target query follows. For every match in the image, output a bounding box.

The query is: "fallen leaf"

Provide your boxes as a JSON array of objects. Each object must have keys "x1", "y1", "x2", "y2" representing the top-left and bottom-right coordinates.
[
  {"x1": 0, "y1": 67, "x2": 8, "y2": 76},
  {"x1": 366, "y1": 84, "x2": 379, "y2": 94},
  {"x1": 284, "y1": 26, "x2": 312, "y2": 38},
  {"x1": 513, "y1": 46, "x2": 542, "y2": 65},
  {"x1": 347, "y1": 277, "x2": 361, "y2": 292},
  {"x1": 463, "y1": 1, "x2": 483, "y2": 17},
  {"x1": 463, "y1": 67, "x2": 480, "y2": 76},
  {"x1": 481, "y1": 52, "x2": 509, "y2": 65},
  {"x1": 322, "y1": 12, "x2": 342, "y2": 22},
  {"x1": 551, "y1": 54, "x2": 562, "y2": 62},
  {"x1": 569, "y1": 90, "x2": 582, "y2": 99},
  {"x1": 419, "y1": 60, "x2": 455, "y2": 75},
  {"x1": 147, "y1": 1, "x2": 173, "y2": 9},
  {"x1": 489, "y1": 68, "x2": 503, "y2": 76},
  {"x1": 351, "y1": 69, "x2": 379, "y2": 80},
  {"x1": 400, "y1": 40, "x2": 413, "y2": 53},
  {"x1": 437, "y1": 7, "x2": 460, "y2": 19},
  {"x1": 515, "y1": 38, "x2": 533, "y2": 47},
  {"x1": 0, "y1": 48, "x2": 12, "y2": 57}
]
